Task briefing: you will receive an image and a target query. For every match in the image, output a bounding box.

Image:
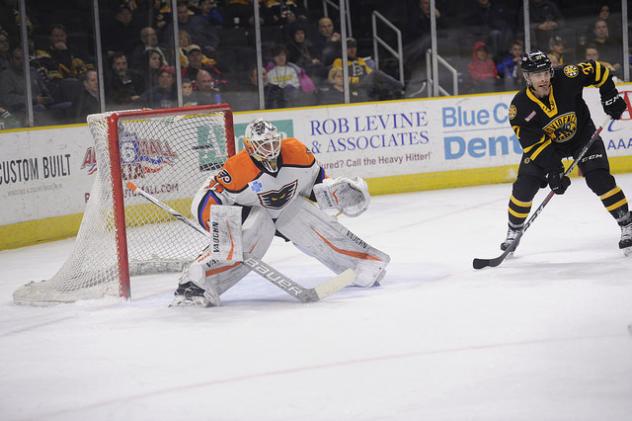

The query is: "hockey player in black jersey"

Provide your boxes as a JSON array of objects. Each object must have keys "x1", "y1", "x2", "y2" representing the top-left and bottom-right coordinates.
[{"x1": 501, "y1": 50, "x2": 631, "y2": 255}]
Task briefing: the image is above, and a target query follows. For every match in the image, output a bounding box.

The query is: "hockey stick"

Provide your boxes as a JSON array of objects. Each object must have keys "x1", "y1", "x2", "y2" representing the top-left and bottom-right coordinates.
[
  {"x1": 473, "y1": 116, "x2": 611, "y2": 270},
  {"x1": 127, "y1": 181, "x2": 355, "y2": 302}
]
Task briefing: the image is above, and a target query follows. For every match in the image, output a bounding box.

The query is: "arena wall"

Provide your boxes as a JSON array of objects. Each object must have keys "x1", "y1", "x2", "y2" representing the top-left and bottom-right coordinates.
[{"x1": 2, "y1": 88, "x2": 632, "y2": 249}]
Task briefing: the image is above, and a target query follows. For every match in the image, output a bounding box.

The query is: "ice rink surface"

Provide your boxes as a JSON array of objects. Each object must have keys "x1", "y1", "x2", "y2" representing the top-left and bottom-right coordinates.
[{"x1": 1, "y1": 174, "x2": 632, "y2": 421}]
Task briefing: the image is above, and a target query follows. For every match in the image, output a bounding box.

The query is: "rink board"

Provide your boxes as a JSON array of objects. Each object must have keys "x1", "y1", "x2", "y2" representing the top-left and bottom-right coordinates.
[{"x1": 2, "y1": 86, "x2": 632, "y2": 249}]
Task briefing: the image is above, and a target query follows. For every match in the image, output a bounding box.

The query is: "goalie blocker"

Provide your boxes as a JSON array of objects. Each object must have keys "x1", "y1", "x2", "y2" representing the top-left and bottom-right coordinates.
[{"x1": 173, "y1": 118, "x2": 390, "y2": 307}]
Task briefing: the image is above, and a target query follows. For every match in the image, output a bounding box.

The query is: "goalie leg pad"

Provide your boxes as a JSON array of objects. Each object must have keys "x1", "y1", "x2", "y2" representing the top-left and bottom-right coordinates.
[
  {"x1": 175, "y1": 208, "x2": 276, "y2": 305},
  {"x1": 276, "y1": 197, "x2": 390, "y2": 287}
]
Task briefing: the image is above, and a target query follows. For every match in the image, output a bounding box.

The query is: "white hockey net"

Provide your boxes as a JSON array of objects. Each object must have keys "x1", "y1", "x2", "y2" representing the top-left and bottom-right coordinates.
[{"x1": 14, "y1": 105, "x2": 235, "y2": 305}]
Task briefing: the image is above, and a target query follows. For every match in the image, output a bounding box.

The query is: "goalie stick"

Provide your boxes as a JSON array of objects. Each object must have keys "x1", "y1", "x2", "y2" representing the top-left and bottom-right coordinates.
[
  {"x1": 127, "y1": 181, "x2": 355, "y2": 302},
  {"x1": 473, "y1": 116, "x2": 611, "y2": 270}
]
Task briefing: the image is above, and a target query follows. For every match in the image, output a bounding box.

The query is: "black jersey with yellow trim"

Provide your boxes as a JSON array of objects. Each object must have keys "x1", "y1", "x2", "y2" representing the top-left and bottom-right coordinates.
[{"x1": 508, "y1": 60, "x2": 616, "y2": 170}]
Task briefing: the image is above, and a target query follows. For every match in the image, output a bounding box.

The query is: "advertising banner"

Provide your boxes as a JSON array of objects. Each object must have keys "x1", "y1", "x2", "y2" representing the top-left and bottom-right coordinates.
[{"x1": 1, "y1": 86, "x2": 631, "y2": 233}]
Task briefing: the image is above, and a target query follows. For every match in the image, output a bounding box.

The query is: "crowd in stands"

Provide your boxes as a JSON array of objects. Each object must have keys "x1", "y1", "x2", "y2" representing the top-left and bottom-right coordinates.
[
  {"x1": 401, "y1": 0, "x2": 628, "y2": 94},
  {"x1": 0, "y1": 0, "x2": 629, "y2": 129}
]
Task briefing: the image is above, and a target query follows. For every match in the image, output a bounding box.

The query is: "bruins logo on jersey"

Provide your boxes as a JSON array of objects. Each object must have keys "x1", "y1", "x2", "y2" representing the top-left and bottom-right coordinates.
[
  {"x1": 508, "y1": 104, "x2": 517, "y2": 120},
  {"x1": 542, "y1": 112, "x2": 577, "y2": 143},
  {"x1": 257, "y1": 180, "x2": 298, "y2": 209},
  {"x1": 563, "y1": 65, "x2": 579, "y2": 78}
]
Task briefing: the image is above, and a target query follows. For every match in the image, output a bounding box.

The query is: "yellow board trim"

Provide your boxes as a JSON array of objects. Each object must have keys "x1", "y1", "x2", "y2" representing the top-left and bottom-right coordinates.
[
  {"x1": 3, "y1": 156, "x2": 632, "y2": 251},
  {"x1": 599, "y1": 186, "x2": 622, "y2": 200}
]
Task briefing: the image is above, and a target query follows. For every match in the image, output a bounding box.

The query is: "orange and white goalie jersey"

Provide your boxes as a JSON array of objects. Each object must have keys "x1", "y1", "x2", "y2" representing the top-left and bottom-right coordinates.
[{"x1": 191, "y1": 137, "x2": 325, "y2": 229}]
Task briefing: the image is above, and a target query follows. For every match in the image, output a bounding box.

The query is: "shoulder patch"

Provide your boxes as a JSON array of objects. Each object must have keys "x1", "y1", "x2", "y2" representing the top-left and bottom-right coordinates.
[
  {"x1": 217, "y1": 150, "x2": 261, "y2": 192},
  {"x1": 508, "y1": 104, "x2": 517, "y2": 120},
  {"x1": 563, "y1": 65, "x2": 578, "y2": 78}
]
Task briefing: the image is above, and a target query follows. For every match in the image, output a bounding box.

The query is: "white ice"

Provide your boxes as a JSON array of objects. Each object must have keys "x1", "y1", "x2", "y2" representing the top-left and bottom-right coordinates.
[{"x1": 1, "y1": 174, "x2": 632, "y2": 421}]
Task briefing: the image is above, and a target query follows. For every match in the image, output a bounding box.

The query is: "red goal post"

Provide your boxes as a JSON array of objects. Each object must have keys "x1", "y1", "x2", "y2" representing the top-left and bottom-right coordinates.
[{"x1": 14, "y1": 104, "x2": 236, "y2": 305}]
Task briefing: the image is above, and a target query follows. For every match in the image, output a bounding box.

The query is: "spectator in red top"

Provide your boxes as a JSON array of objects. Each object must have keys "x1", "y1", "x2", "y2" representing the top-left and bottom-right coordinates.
[{"x1": 467, "y1": 41, "x2": 498, "y2": 93}]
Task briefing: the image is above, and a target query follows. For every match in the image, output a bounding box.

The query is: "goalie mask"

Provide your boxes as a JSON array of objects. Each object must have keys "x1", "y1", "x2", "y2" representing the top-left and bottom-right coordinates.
[{"x1": 244, "y1": 118, "x2": 282, "y2": 172}]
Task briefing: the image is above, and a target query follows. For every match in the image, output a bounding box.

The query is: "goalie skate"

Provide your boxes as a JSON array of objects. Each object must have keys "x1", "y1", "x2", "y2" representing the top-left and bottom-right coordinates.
[{"x1": 170, "y1": 281, "x2": 221, "y2": 307}]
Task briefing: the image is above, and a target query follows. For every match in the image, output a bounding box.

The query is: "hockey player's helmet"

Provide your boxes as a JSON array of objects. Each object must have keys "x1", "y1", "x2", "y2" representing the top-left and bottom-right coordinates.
[
  {"x1": 520, "y1": 50, "x2": 552, "y2": 74},
  {"x1": 244, "y1": 118, "x2": 282, "y2": 169}
]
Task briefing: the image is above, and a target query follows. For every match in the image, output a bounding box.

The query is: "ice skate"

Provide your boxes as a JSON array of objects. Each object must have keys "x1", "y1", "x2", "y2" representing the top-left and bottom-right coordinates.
[
  {"x1": 170, "y1": 281, "x2": 221, "y2": 307},
  {"x1": 500, "y1": 225, "x2": 523, "y2": 251},
  {"x1": 619, "y1": 214, "x2": 632, "y2": 256}
]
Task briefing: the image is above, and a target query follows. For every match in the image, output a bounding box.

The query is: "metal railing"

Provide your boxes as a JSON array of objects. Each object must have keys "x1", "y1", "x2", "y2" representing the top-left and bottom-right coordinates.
[
  {"x1": 371, "y1": 11, "x2": 404, "y2": 87},
  {"x1": 425, "y1": 49, "x2": 459, "y2": 97},
  {"x1": 322, "y1": 0, "x2": 352, "y2": 38}
]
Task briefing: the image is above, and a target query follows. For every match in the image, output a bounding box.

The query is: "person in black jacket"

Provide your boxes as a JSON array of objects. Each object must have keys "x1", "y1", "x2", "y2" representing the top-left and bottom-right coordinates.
[
  {"x1": 74, "y1": 69, "x2": 100, "y2": 122},
  {"x1": 500, "y1": 51, "x2": 631, "y2": 255}
]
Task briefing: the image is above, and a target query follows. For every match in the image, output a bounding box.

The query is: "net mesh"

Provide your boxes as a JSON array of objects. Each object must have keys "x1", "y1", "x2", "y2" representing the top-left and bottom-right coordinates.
[{"x1": 13, "y1": 107, "x2": 233, "y2": 305}]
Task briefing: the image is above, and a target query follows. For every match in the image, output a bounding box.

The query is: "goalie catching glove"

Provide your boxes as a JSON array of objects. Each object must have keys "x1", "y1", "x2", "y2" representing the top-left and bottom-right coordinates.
[{"x1": 313, "y1": 176, "x2": 370, "y2": 217}]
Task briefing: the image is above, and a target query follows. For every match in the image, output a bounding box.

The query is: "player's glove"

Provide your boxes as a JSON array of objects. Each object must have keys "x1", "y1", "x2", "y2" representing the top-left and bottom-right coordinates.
[
  {"x1": 601, "y1": 89, "x2": 627, "y2": 120},
  {"x1": 547, "y1": 171, "x2": 570, "y2": 195}
]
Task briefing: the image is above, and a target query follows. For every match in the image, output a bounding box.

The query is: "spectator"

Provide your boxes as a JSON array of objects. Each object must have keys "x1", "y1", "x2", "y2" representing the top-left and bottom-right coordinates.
[
  {"x1": 595, "y1": 4, "x2": 621, "y2": 40},
  {"x1": 135, "y1": 0, "x2": 169, "y2": 34},
  {"x1": 130, "y1": 27, "x2": 169, "y2": 71},
  {"x1": 463, "y1": 0, "x2": 512, "y2": 60},
  {"x1": 263, "y1": 0, "x2": 306, "y2": 27},
  {"x1": 584, "y1": 43, "x2": 620, "y2": 82},
  {"x1": 312, "y1": 17, "x2": 341, "y2": 66},
  {"x1": 264, "y1": 45, "x2": 315, "y2": 108},
  {"x1": 403, "y1": 0, "x2": 445, "y2": 83},
  {"x1": 141, "y1": 65, "x2": 177, "y2": 108},
  {"x1": 0, "y1": 31, "x2": 10, "y2": 72},
  {"x1": 164, "y1": 1, "x2": 218, "y2": 54},
  {"x1": 178, "y1": 30, "x2": 192, "y2": 68},
  {"x1": 74, "y1": 69, "x2": 100, "y2": 122},
  {"x1": 222, "y1": 66, "x2": 263, "y2": 111},
  {"x1": 529, "y1": 0, "x2": 563, "y2": 51},
  {"x1": 194, "y1": 69, "x2": 220, "y2": 104},
  {"x1": 193, "y1": 0, "x2": 224, "y2": 27},
  {"x1": 106, "y1": 52, "x2": 144, "y2": 107},
  {"x1": 318, "y1": 66, "x2": 367, "y2": 105},
  {"x1": 188, "y1": 0, "x2": 221, "y2": 53},
  {"x1": 36, "y1": 24, "x2": 88, "y2": 80},
  {"x1": 331, "y1": 37, "x2": 402, "y2": 101},
  {"x1": 590, "y1": 18, "x2": 622, "y2": 75},
  {"x1": 0, "y1": 1, "x2": 19, "y2": 48},
  {"x1": 143, "y1": 48, "x2": 167, "y2": 91},
  {"x1": 332, "y1": 38, "x2": 373, "y2": 86},
  {"x1": 286, "y1": 24, "x2": 324, "y2": 82},
  {"x1": 547, "y1": 35, "x2": 566, "y2": 66},
  {"x1": 0, "y1": 47, "x2": 52, "y2": 118},
  {"x1": 182, "y1": 44, "x2": 223, "y2": 84},
  {"x1": 496, "y1": 39, "x2": 524, "y2": 88},
  {"x1": 467, "y1": 41, "x2": 498, "y2": 93},
  {"x1": 181, "y1": 78, "x2": 197, "y2": 105},
  {"x1": 0, "y1": 105, "x2": 21, "y2": 129},
  {"x1": 104, "y1": 4, "x2": 140, "y2": 57}
]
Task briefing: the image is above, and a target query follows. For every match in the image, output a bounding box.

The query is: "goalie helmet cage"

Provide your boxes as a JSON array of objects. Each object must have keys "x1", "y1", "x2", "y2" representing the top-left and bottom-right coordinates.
[{"x1": 13, "y1": 104, "x2": 236, "y2": 305}]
